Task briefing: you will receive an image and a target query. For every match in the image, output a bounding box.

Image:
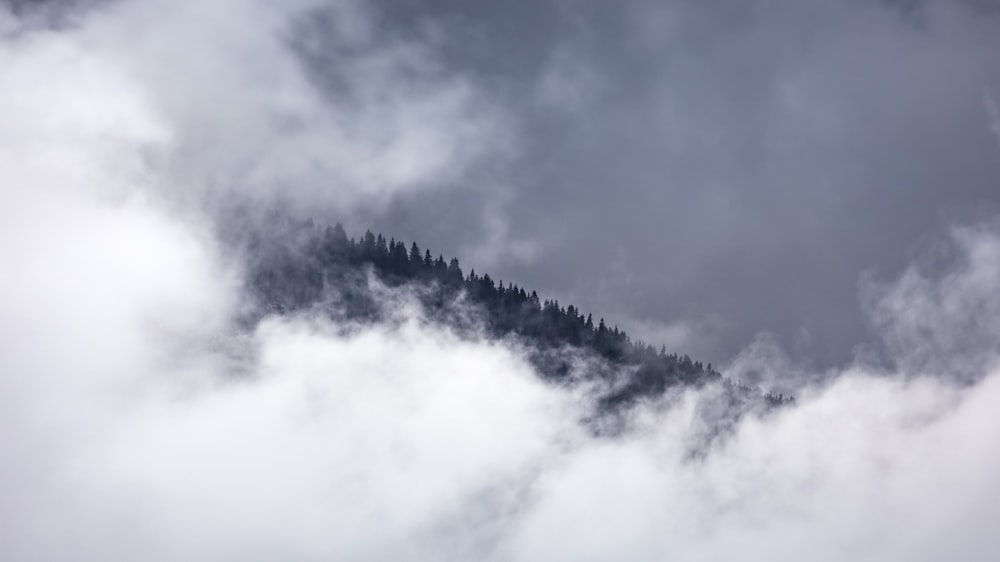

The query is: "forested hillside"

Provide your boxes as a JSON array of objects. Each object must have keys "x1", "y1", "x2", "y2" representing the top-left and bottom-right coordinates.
[{"x1": 244, "y1": 216, "x2": 791, "y2": 412}]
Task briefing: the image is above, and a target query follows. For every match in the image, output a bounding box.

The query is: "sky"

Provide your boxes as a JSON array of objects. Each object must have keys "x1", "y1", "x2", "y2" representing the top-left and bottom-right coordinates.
[
  {"x1": 356, "y1": 0, "x2": 1000, "y2": 368},
  {"x1": 2, "y1": 0, "x2": 1000, "y2": 560},
  {"x1": 7, "y1": 0, "x2": 996, "y2": 368}
]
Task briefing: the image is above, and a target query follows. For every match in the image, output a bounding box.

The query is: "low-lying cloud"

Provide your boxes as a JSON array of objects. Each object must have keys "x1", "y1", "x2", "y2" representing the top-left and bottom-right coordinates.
[{"x1": 3, "y1": 187, "x2": 1000, "y2": 560}]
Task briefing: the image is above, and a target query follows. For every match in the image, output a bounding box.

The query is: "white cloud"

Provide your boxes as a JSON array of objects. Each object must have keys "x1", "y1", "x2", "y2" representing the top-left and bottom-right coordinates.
[
  {"x1": 4, "y1": 165, "x2": 1000, "y2": 560},
  {"x1": 5, "y1": 0, "x2": 510, "y2": 213}
]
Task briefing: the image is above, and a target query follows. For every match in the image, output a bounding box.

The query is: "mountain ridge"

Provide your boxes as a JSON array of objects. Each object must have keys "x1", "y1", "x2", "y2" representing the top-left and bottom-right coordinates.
[{"x1": 241, "y1": 215, "x2": 793, "y2": 413}]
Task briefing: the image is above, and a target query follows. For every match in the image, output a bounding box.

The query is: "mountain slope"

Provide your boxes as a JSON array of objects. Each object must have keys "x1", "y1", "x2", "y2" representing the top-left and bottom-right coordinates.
[{"x1": 242, "y1": 216, "x2": 792, "y2": 413}]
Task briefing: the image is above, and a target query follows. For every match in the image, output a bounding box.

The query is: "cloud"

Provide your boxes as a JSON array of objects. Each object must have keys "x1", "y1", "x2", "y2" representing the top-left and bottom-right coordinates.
[
  {"x1": 501, "y1": 371, "x2": 1000, "y2": 562},
  {"x1": 4, "y1": 0, "x2": 509, "y2": 215},
  {"x1": 5, "y1": 218, "x2": 1000, "y2": 561},
  {"x1": 723, "y1": 332, "x2": 823, "y2": 394},
  {"x1": 861, "y1": 220, "x2": 1000, "y2": 381},
  {"x1": 3, "y1": 1, "x2": 1000, "y2": 561},
  {"x1": 987, "y1": 89, "x2": 1000, "y2": 149},
  {"x1": 364, "y1": 0, "x2": 1000, "y2": 368},
  {"x1": 14, "y1": 318, "x2": 579, "y2": 561}
]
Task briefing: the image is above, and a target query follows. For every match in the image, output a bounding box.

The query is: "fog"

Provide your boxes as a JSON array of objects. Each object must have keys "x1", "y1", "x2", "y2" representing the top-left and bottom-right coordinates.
[{"x1": 2, "y1": 1, "x2": 999, "y2": 560}]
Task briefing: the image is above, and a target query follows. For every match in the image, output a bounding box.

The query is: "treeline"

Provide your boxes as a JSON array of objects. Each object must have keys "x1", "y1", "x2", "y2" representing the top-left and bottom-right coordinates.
[{"x1": 247, "y1": 217, "x2": 793, "y2": 409}]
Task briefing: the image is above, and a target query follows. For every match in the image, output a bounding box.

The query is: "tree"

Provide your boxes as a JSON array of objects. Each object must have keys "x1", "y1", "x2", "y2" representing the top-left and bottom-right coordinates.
[
  {"x1": 321, "y1": 223, "x2": 349, "y2": 261},
  {"x1": 447, "y1": 257, "x2": 462, "y2": 278},
  {"x1": 362, "y1": 230, "x2": 376, "y2": 252},
  {"x1": 376, "y1": 234, "x2": 389, "y2": 262},
  {"x1": 246, "y1": 219, "x2": 759, "y2": 411}
]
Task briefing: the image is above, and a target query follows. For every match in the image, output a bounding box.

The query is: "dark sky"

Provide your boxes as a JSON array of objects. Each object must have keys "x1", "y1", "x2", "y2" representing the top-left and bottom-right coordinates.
[
  {"x1": 12, "y1": 0, "x2": 998, "y2": 369},
  {"x1": 299, "y1": 0, "x2": 1000, "y2": 368}
]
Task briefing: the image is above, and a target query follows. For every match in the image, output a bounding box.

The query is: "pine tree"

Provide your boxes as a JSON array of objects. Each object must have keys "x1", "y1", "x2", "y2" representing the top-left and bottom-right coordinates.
[{"x1": 246, "y1": 219, "x2": 779, "y2": 411}]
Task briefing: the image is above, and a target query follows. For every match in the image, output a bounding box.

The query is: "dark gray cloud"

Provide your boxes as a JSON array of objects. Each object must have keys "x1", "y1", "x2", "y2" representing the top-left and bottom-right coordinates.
[{"x1": 318, "y1": 0, "x2": 1000, "y2": 370}]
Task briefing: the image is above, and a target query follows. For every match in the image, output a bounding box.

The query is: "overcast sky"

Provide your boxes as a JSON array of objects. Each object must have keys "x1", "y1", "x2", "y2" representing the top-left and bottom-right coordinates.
[
  {"x1": 249, "y1": 0, "x2": 1000, "y2": 370},
  {"x1": 3, "y1": 1, "x2": 1000, "y2": 560},
  {"x1": 13, "y1": 0, "x2": 997, "y2": 368}
]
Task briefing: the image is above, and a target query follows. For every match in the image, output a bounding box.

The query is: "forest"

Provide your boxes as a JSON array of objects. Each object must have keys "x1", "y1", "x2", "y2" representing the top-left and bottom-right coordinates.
[{"x1": 244, "y1": 216, "x2": 792, "y2": 412}]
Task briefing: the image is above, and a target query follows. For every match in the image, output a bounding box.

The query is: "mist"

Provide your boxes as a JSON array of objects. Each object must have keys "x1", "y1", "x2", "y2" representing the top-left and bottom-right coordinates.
[{"x1": 2, "y1": 1, "x2": 1000, "y2": 560}]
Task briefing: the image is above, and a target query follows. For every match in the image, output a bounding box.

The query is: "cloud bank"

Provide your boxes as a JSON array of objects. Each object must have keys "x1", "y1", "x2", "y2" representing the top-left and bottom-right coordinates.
[
  {"x1": 2, "y1": 1, "x2": 1000, "y2": 561},
  {"x1": 3, "y1": 194, "x2": 1000, "y2": 560}
]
